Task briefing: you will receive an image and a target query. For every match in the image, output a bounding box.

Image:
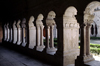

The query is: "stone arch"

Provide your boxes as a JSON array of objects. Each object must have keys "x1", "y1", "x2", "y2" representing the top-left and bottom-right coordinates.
[
  {"x1": 84, "y1": 1, "x2": 100, "y2": 38},
  {"x1": 84, "y1": 1, "x2": 100, "y2": 23},
  {"x1": 76, "y1": 1, "x2": 100, "y2": 63}
]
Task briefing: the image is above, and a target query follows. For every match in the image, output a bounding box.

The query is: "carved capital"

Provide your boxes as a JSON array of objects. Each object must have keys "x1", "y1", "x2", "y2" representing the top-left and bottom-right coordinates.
[
  {"x1": 87, "y1": 23, "x2": 92, "y2": 28},
  {"x1": 46, "y1": 11, "x2": 56, "y2": 26}
]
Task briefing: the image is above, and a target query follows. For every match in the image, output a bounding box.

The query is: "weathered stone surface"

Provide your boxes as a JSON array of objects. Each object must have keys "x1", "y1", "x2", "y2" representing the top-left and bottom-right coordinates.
[
  {"x1": 17, "y1": 20, "x2": 22, "y2": 45},
  {"x1": 36, "y1": 14, "x2": 45, "y2": 52},
  {"x1": 28, "y1": 16, "x2": 36, "y2": 49},
  {"x1": 13, "y1": 21, "x2": 17, "y2": 44},
  {"x1": 21, "y1": 18, "x2": 27, "y2": 47},
  {"x1": 63, "y1": 6, "x2": 79, "y2": 66},
  {"x1": 7, "y1": 23, "x2": 10, "y2": 42},
  {"x1": 53, "y1": 25, "x2": 57, "y2": 38},
  {"x1": 9, "y1": 28, "x2": 12, "y2": 42},
  {"x1": 46, "y1": 11, "x2": 57, "y2": 55}
]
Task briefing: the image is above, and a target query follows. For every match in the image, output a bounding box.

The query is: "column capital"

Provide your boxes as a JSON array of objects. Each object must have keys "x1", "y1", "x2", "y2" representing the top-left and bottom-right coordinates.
[{"x1": 80, "y1": 23, "x2": 87, "y2": 28}]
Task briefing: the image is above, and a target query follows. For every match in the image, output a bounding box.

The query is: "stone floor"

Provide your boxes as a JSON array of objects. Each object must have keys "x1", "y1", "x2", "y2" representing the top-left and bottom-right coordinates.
[
  {"x1": 0, "y1": 43, "x2": 100, "y2": 66},
  {"x1": 0, "y1": 44, "x2": 52, "y2": 66}
]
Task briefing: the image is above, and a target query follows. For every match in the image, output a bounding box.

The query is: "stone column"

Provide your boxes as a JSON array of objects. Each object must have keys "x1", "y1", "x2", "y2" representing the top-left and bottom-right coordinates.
[
  {"x1": 9, "y1": 28, "x2": 12, "y2": 42},
  {"x1": 84, "y1": 23, "x2": 94, "y2": 62},
  {"x1": 46, "y1": 11, "x2": 57, "y2": 55},
  {"x1": 13, "y1": 21, "x2": 17, "y2": 44},
  {"x1": 40, "y1": 25, "x2": 45, "y2": 47},
  {"x1": 37, "y1": 26, "x2": 40, "y2": 46},
  {"x1": 47, "y1": 26, "x2": 50, "y2": 49},
  {"x1": 7, "y1": 23, "x2": 10, "y2": 41},
  {"x1": 4, "y1": 24, "x2": 7, "y2": 41},
  {"x1": 75, "y1": 23, "x2": 87, "y2": 66},
  {"x1": 36, "y1": 14, "x2": 45, "y2": 52},
  {"x1": 76, "y1": 24, "x2": 94, "y2": 66},
  {"x1": 21, "y1": 18, "x2": 27, "y2": 47},
  {"x1": 53, "y1": 25, "x2": 57, "y2": 38},
  {"x1": 28, "y1": 16, "x2": 36, "y2": 49},
  {"x1": 50, "y1": 25, "x2": 54, "y2": 48},
  {"x1": 86, "y1": 23, "x2": 91, "y2": 55},
  {"x1": 17, "y1": 20, "x2": 22, "y2": 45}
]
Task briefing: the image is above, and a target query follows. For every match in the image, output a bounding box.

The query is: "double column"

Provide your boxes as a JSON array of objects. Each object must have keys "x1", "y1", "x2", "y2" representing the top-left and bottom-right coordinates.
[
  {"x1": 36, "y1": 25, "x2": 45, "y2": 51},
  {"x1": 46, "y1": 25, "x2": 57, "y2": 55},
  {"x1": 75, "y1": 23, "x2": 94, "y2": 66},
  {"x1": 46, "y1": 11, "x2": 57, "y2": 55},
  {"x1": 36, "y1": 14, "x2": 45, "y2": 52}
]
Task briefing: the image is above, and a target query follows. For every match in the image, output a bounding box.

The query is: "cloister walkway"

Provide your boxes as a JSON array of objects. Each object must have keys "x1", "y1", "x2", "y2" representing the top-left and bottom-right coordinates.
[
  {"x1": 0, "y1": 43, "x2": 100, "y2": 66},
  {"x1": 0, "y1": 44, "x2": 52, "y2": 66},
  {"x1": 90, "y1": 40, "x2": 100, "y2": 44}
]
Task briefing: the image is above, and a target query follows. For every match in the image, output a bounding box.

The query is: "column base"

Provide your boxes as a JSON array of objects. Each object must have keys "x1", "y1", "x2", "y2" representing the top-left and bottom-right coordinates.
[
  {"x1": 17, "y1": 41, "x2": 21, "y2": 45},
  {"x1": 36, "y1": 45, "x2": 45, "y2": 52},
  {"x1": 75, "y1": 55, "x2": 94, "y2": 66},
  {"x1": 13, "y1": 41, "x2": 17, "y2": 44},
  {"x1": 46, "y1": 47, "x2": 57, "y2": 55},
  {"x1": 22, "y1": 42, "x2": 27, "y2": 47},
  {"x1": 84, "y1": 55, "x2": 94, "y2": 63}
]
